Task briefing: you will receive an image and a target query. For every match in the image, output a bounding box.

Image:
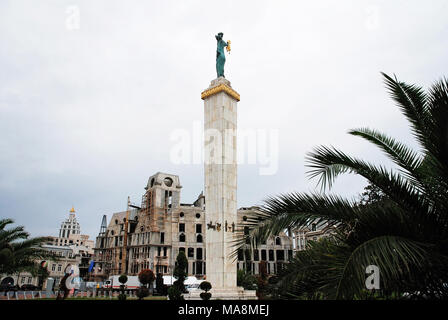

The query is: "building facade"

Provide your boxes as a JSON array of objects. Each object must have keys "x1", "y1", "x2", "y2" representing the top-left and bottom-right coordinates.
[
  {"x1": 92, "y1": 172, "x2": 294, "y2": 281},
  {"x1": 293, "y1": 221, "x2": 337, "y2": 251}
]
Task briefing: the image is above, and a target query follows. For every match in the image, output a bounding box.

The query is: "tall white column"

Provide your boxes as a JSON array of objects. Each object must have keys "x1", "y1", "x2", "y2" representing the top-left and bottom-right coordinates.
[
  {"x1": 202, "y1": 77, "x2": 240, "y2": 289},
  {"x1": 184, "y1": 76, "x2": 256, "y2": 299}
]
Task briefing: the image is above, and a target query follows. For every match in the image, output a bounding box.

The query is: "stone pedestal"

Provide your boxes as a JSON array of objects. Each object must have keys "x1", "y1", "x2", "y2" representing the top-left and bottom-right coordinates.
[{"x1": 187, "y1": 77, "x2": 256, "y2": 300}]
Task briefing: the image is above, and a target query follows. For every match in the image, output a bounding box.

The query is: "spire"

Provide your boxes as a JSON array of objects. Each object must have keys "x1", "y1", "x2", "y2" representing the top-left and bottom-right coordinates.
[{"x1": 70, "y1": 206, "x2": 75, "y2": 213}]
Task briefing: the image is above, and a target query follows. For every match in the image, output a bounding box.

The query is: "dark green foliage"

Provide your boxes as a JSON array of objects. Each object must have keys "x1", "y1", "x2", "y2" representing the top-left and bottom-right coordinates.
[
  {"x1": 118, "y1": 274, "x2": 128, "y2": 285},
  {"x1": 199, "y1": 281, "x2": 212, "y2": 292},
  {"x1": 155, "y1": 272, "x2": 164, "y2": 294},
  {"x1": 199, "y1": 281, "x2": 212, "y2": 300},
  {"x1": 137, "y1": 269, "x2": 154, "y2": 299},
  {"x1": 237, "y1": 269, "x2": 257, "y2": 290},
  {"x1": 118, "y1": 293, "x2": 127, "y2": 300},
  {"x1": 173, "y1": 251, "x2": 188, "y2": 294},
  {"x1": 238, "y1": 74, "x2": 448, "y2": 299},
  {"x1": 0, "y1": 219, "x2": 55, "y2": 275},
  {"x1": 200, "y1": 292, "x2": 212, "y2": 300},
  {"x1": 136, "y1": 286, "x2": 149, "y2": 300},
  {"x1": 168, "y1": 285, "x2": 183, "y2": 300}
]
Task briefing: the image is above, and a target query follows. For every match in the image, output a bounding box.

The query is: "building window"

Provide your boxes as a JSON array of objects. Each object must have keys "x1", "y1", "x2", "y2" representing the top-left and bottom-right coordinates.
[
  {"x1": 276, "y1": 250, "x2": 285, "y2": 261},
  {"x1": 196, "y1": 234, "x2": 203, "y2": 243},
  {"x1": 196, "y1": 224, "x2": 202, "y2": 233},
  {"x1": 196, "y1": 248, "x2": 203, "y2": 260},
  {"x1": 238, "y1": 249, "x2": 244, "y2": 261},
  {"x1": 58, "y1": 265, "x2": 62, "y2": 272},
  {"x1": 196, "y1": 261, "x2": 203, "y2": 274},
  {"x1": 179, "y1": 212, "x2": 184, "y2": 218},
  {"x1": 195, "y1": 213, "x2": 201, "y2": 219},
  {"x1": 179, "y1": 233, "x2": 186, "y2": 242},
  {"x1": 261, "y1": 250, "x2": 267, "y2": 261},
  {"x1": 179, "y1": 247, "x2": 185, "y2": 253},
  {"x1": 268, "y1": 250, "x2": 274, "y2": 261},
  {"x1": 52, "y1": 264, "x2": 56, "y2": 271},
  {"x1": 312, "y1": 223, "x2": 317, "y2": 231},
  {"x1": 188, "y1": 248, "x2": 194, "y2": 258},
  {"x1": 275, "y1": 237, "x2": 281, "y2": 246},
  {"x1": 160, "y1": 232, "x2": 165, "y2": 244},
  {"x1": 179, "y1": 223, "x2": 185, "y2": 232},
  {"x1": 163, "y1": 247, "x2": 167, "y2": 257},
  {"x1": 254, "y1": 250, "x2": 259, "y2": 261}
]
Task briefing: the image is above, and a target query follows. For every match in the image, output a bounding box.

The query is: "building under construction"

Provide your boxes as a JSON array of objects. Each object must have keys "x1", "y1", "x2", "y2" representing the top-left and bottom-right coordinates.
[{"x1": 92, "y1": 172, "x2": 294, "y2": 281}]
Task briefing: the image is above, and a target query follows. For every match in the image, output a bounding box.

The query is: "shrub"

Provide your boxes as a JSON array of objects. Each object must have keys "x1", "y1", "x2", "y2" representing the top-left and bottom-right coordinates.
[
  {"x1": 199, "y1": 281, "x2": 212, "y2": 300},
  {"x1": 200, "y1": 292, "x2": 211, "y2": 300},
  {"x1": 138, "y1": 269, "x2": 155, "y2": 286},
  {"x1": 118, "y1": 293, "x2": 127, "y2": 301},
  {"x1": 173, "y1": 251, "x2": 188, "y2": 294},
  {"x1": 118, "y1": 274, "x2": 128, "y2": 285},
  {"x1": 168, "y1": 286, "x2": 183, "y2": 300},
  {"x1": 155, "y1": 273, "x2": 164, "y2": 294},
  {"x1": 199, "y1": 281, "x2": 212, "y2": 292},
  {"x1": 136, "y1": 286, "x2": 149, "y2": 300}
]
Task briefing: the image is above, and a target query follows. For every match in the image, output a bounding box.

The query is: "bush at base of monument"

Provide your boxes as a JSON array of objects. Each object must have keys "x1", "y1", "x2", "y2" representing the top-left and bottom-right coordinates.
[
  {"x1": 136, "y1": 287, "x2": 149, "y2": 300},
  {"x1": 199, "y1": 281, "x2": 212, "y2": 300},
  {"x1": 138, "y1": 269, "x2": 155, "y2": 285},
  {"x1": 118, "y1": 274, "x2": 128, "y2": 285},
  {"x1": 172, "y1": 251, "x2": 188, "y2": 297},
  {"x1": 168, "y1": 286, "x2": 184, "y2": 300},
  {"x1": 118, "y1": 274, "x2": 128, "y2": 300},
  {"x1": 137, "y1": 269, "x2": 155, "y2": 300},
  {"x1": 118, "y1": 293, "x2": 127, "y2": 301}
]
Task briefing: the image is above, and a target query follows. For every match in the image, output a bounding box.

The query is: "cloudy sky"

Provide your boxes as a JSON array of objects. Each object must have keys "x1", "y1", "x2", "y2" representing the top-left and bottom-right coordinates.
[{"x1": 1, "y1": 0, "x2": 447, "y2": 239}]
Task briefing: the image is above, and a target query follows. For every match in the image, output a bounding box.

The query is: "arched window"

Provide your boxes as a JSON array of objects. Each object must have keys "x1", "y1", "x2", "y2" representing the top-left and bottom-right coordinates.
[
  {"x1": 275, "y1": 237, "x2": 281, "y2": 246},
  {"x1": 196, "y1": 234, "x2": 203, "y2": 243},
  {"x1": 179, "y1": 233, "x2": 186, "y2": 242}
]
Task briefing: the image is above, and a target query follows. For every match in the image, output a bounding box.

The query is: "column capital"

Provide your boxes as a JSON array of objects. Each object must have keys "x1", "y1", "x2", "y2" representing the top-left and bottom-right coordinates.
[{"x1": 201, "y1": 77, "x2": 240, "y2": 101}]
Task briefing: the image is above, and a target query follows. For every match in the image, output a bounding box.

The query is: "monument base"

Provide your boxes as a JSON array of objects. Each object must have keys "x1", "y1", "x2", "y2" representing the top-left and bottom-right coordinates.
[{"x1": 183, "y1": 287, "x2": 257, "y2": 300}]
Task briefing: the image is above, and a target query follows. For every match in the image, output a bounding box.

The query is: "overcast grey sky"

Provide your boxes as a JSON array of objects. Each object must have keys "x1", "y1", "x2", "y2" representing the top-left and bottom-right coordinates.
[{"x1": 1, "y1": 0, "x2": 447, "y2": 239}]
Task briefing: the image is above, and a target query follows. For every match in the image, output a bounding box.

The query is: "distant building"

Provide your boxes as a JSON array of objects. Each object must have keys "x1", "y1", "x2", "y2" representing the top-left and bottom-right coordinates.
[
  {"x1": 0, "y1": 207, "x2": 94, "y2": 290},
  {"x1": 92, "y1": 172, "x2": 294, "y2": 281},
  {"x1": 47, "y1": 207, "x2": 94, "y2": 253},
  {"x1": 237, "y1": 206, "x2": 294, "y2": 275},
  {"x1": 292, "y1": 221, "x2": 337, "y2": 251}
]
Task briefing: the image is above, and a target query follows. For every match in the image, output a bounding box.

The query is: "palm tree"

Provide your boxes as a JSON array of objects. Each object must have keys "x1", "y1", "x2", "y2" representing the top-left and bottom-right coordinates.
[
  {"x1": 239, "y1": 73, "x2": 448, "y2": 299},
  {"x1": 0, "y1": 218, "x2": 55, "y2": 277}
]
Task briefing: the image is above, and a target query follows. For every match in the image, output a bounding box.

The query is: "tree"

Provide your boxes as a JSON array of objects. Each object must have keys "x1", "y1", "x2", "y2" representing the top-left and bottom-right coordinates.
[
  {"x1": 256, "y1": 261, "x2": 269, "y2": 299},
  {"x1": 199, "y1": 281, "x2": 212, "y2": 300},
  {"x1": 0, "y1": 219, "x2": 55, "y2": 276},
  {"x1": 137, "y1": 269, "x2": 154, "y2": 300},
  {"x1": 168, "y1": 285, "x2": 183, "y2": 300},
  {"x1": 138, "y1": 269, "x2": 155, "y2": 286},
  {"x1": 173, "y1": 251, "x2": 188, "y2": 293},
  {"x1": 237, "y1": 269, "x2": 257, "y2": 291},
  {"x1": 239, "y1": 73, "x2": 448, "y2": 299},
  {"x1": 118, "y1": 274, "x2": 128, "y2": 300},
  {"x1": 155, "y1": 272, "x2": 164, "y2": 295}
]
